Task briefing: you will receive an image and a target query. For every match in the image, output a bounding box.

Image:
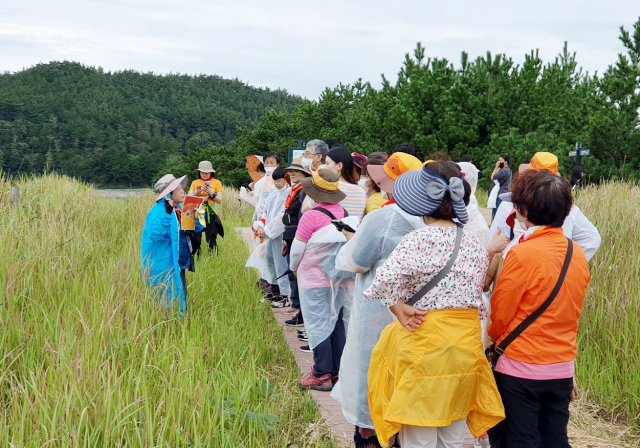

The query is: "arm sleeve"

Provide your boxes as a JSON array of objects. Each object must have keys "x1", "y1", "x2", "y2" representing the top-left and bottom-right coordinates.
[
  {"x1": 494, "y1": 169, "x2": 509, "y2": 182},
  {"x1": 566, "y1": 205, "x2": 601, "y2": 262},
  {"x1": 490, "y1": 201, "x2": 513, "y2": 237},
  {"x1": 264, "y1": 213, "x2": 285, "y2": 239},
  {"x1": 145, "y1": 210, "x2": 173, "y2": 242},
  {"x1": 289, "y1": 238, "x2": 306, "y2": 271},
  {"x1": 295, "y1": 211, "x2": 318, "y2": 242},
  {"x1": 488, "y1": 252, "x2": 528, "y2": 342}
]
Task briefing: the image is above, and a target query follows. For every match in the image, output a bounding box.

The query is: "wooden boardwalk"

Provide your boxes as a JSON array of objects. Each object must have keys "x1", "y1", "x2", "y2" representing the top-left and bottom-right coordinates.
[{"x1": 238, "y1": 223, "x2": 487, "y2": 447}]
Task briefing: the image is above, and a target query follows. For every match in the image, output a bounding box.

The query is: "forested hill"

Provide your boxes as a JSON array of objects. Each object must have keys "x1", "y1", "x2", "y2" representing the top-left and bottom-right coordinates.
[{"x1": 0, "y1": 61, "x2": 301, "y2": 185}]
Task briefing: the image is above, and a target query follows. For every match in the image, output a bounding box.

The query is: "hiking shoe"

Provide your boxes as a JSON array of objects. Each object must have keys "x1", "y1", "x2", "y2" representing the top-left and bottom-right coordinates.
[
  {"x1": 474, "y1": 435, "x2": 490, "y2": 447},
  {"x1": 299, "y1": 345, "x2": 312, "y2": 353},
  {"x1": 285, "y1": 312, "x2": 304, "y2": 327},
  {"x1": 331, "y1": 374, "x2": 339, "y2": 385},
  {"x1": 298, "y1": 372, "x2": 333, "y2": 391},
  {"x1": 271, "y1": 297, "x2": 289, "y2": 308},
  {"x1": 297, "y1": 334, "x2": 308, "y2": 342}
]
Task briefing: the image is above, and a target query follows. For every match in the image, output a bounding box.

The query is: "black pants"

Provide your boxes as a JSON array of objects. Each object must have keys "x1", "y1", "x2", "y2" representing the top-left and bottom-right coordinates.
[
  {"x1": 180, "y1": 269, "x2": 187, "y2": 302},
  {"x1": 313, "y1": 307, "x2": 346, "y2": 377},
  {"x1": 193, "y1": 214, "x2": 220, "y2": 257},
  {"x1": 284, "y1": 240, "x2": 300, "y2": 309},
  {"x1": 488, "y1": 372, "x2": 573, "y2": 448}
]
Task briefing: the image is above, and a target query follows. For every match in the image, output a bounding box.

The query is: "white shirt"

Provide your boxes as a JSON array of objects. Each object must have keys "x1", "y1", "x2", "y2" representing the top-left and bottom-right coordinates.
[{"x1": 490, "y1": 201, "x2": 601, "y2": 262}]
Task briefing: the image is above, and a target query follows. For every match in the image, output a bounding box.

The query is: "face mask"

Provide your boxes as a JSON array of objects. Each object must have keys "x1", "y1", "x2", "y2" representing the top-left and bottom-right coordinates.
[
  {"x1": 265, "y1": 166, "x2": 276, "y2": 175},
  {"x1": 498, "y1": 163, "x2": 505, "y2": 169},
  {"x1": 517, "y1": 217, "x2": 528, "y2": 232},
  {"x1": 381, "y1": 191, "x2": 389, "y2": 200},
  {"x1": 301, "y1": 157, "x2": 314, "y2": 169},
  {"x1": 358, "y1": 177, "x2": 368, "y2": 189}
]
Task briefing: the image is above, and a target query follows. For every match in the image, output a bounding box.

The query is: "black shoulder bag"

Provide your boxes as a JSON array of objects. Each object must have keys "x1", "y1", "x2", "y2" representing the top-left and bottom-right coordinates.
[
  {"x1": 486, "y1": 238, "x2": 574, "y2": 369},
  {"x1": 406, "y1": 224, "x2": 464, "y2": 307}
]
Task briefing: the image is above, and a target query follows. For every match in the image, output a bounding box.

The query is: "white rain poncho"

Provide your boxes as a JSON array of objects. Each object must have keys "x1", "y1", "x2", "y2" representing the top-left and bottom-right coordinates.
[
  {"x1": 245, "y1": 175, "x2": 274, "y2": 277},
  {"x1": 259, "y1": 185, "x2": 291, "y2": 295},
  {"x1": 297, "y1": 224, "x2": 356, "y2": 350},
  {"x1": 330, "y1": 204, "x2": 425, "y2": 429}
]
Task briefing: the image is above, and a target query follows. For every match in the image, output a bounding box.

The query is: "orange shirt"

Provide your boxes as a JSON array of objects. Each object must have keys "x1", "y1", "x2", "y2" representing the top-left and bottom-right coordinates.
[
  {"x1": 489, "y1": 227, "x2": 591, "y2": 364},
  {"x1": 189, "y1": 178, "x2": 222, "y2": 206}
]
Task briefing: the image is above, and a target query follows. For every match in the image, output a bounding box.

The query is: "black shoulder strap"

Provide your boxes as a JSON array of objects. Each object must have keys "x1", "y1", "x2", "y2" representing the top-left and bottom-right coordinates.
[
  {"x1": 406, "y1": 225, "x2": 463, "y2": 307},
  {"x1": 313, "y1": 206, "x2": 348, "y2": 220},
  {"x1": 496, "y1": 238, "x2": 574, "y2": 355}
]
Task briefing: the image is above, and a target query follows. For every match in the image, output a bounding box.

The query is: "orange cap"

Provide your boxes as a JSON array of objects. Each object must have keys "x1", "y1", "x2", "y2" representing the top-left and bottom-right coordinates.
[
  {"x1": 528, "y1": 152, "x2": 559, "y2": 174},
  {"x1": 368, "y1": 152, "x2": 423, "y2": 193}
]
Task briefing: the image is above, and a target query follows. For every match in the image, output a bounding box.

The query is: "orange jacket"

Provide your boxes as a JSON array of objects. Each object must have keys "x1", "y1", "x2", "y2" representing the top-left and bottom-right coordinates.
[{"x1": 488, "y1": 227, "x2": 591, "y2": 364}]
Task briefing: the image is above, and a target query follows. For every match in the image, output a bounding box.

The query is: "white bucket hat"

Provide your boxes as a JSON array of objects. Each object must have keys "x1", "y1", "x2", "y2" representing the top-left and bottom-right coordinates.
[
  {"x1": 154, "y1": 174, "x2": 188, "y2": 202},
  {"x1": 195, "y1": 161, "x2": 216, "y2": 173}
]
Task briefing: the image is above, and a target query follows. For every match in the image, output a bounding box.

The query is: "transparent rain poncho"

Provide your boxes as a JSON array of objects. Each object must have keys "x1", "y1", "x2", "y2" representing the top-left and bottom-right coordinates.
[
  {"x1": 330, "y1": 204, "x2": 425, "y2": 429},
  {"x1": 259, "y1": 186, "x2": 291, "y2": 295},
  {"x1": 297, "y1": 223, "x2": 356, "y2": 350},
  {"x1": 252, "y1": 175, "x2": 274, "y2": 223}
]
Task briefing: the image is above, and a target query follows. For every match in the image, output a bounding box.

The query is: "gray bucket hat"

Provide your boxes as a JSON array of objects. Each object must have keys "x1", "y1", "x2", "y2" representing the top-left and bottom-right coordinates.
[{"x1": 195, "y1": 161, "x2": 216, "y2": 173}]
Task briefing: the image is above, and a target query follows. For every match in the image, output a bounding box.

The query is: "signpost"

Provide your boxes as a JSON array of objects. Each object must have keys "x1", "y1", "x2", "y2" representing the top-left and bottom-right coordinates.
[
  {"x1": 569, "y1": 142, "x2": 590, "y2": 166},
  {"x1": 288, "y1": 140, "x2": 307, "y2": 165}
]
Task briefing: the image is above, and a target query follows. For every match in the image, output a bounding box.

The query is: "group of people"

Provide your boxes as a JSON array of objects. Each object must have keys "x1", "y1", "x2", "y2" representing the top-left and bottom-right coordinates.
[{"x1": 141, "y1": 139, "x2": 602, "y2": 448}]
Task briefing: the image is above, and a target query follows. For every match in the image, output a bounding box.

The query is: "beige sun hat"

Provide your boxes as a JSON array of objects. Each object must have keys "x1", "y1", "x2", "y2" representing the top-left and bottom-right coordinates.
[
  {"x1": 195, "y1": 161, "x2": 216, "y2": 173},
  {"x1": 154, "y1": 174, "x2": 188, "y2": 202}
]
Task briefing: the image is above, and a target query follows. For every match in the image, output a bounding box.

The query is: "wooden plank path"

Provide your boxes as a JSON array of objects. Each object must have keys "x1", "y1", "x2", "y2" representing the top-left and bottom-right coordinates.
[{"x1": 237, "y1": 220, "x2": 492, "y2": 447}]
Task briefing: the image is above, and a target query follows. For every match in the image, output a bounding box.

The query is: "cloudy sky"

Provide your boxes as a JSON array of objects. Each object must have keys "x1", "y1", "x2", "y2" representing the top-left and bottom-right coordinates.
[{"x1": 1, "y1": 0, "x2": 639, "y2": 99}]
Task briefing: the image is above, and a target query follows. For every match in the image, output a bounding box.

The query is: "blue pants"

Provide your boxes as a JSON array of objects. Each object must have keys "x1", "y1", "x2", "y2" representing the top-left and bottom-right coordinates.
[{"x1": 313, "y1": 307, "x2": 346, "y2": 377}]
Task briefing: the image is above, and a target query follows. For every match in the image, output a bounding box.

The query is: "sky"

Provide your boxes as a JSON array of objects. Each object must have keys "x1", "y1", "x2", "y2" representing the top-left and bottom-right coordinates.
[{"x1": 1, "y1": 0, "x2": 639, "y2": 99}]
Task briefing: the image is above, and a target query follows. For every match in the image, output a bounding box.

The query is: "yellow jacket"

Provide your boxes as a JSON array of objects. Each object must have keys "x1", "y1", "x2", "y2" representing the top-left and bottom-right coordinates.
[{"x1": 368, "y1": 309, "x2": 505, "y2": 446}]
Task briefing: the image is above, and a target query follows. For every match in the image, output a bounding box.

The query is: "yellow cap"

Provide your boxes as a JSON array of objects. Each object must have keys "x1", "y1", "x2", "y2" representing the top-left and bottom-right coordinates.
[{"x1": 529, "y1": 152, "x2": 559, "y2": 174}]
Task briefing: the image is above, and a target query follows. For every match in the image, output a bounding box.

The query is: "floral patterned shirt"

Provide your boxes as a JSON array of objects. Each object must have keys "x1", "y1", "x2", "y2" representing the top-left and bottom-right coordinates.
[{"x1": 363, "y1": 225, "x2": 490, "y2": 318}]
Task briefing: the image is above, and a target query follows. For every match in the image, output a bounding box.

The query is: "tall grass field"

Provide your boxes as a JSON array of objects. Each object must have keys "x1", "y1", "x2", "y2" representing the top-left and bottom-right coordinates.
[
  {"x1": 0, "y1": 175, "x2": 338, "y2": 447},
  {"x1": 0, "y1": 175, "x2": 638, "y2": 446}
]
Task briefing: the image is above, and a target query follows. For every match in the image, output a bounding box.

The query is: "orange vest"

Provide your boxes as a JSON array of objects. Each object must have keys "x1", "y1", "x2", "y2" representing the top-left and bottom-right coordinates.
[{"x1": 488, "y1": 227, "x2": 591, "y2": 364}]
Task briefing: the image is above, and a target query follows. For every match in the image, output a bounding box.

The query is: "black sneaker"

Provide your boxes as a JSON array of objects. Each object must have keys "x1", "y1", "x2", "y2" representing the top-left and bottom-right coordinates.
[
  {"x1": 297, "y1": 329, "x2": 306, "y2": 335},
  {"x1": 285, "y1": 312, "x2": 304, "y2": 327},
  {"x1": 271, "y1": 297, "x2": 289, "y2": 308},
  {"x1": 298, "y1": 334, "x2": 308, "y2": 342},
  {"x1": 299, "y1": 345, "x2": 312, "y2": 353}
]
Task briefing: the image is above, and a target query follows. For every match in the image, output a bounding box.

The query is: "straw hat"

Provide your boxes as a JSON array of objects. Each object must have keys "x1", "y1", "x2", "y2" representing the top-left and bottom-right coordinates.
[
  {"x1": 195, "y1": 161, "x2": 216, "y2": 173},
  {"x1": 368, "y1": 152, "x2": 423, "y2": 194},
  {"x1": 300, "y1": 169, "x2": 346, "y2": 204},
  {"x1": 285, "y1": 158, "x2": 311, "y2": 176},
  {"x1": 154, "y1": 174, "x2": 188, "y2": 202}
]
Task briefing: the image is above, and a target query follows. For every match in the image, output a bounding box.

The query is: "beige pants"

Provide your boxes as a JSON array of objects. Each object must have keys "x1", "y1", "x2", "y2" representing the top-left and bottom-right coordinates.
[{"x1": 399, "y1": 418, "x2": 467, "y2": 448}]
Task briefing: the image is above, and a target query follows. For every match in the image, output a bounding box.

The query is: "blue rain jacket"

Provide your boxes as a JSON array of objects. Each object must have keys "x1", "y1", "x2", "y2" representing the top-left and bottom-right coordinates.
[{"x1": 141, "y1": 198, "x2": 186, "y2": 313}]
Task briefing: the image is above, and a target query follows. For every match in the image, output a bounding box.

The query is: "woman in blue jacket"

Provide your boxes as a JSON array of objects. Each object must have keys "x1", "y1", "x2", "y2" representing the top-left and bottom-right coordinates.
[{"x1": 141, "y1": 174, "x2": 201, "y2": 314}]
